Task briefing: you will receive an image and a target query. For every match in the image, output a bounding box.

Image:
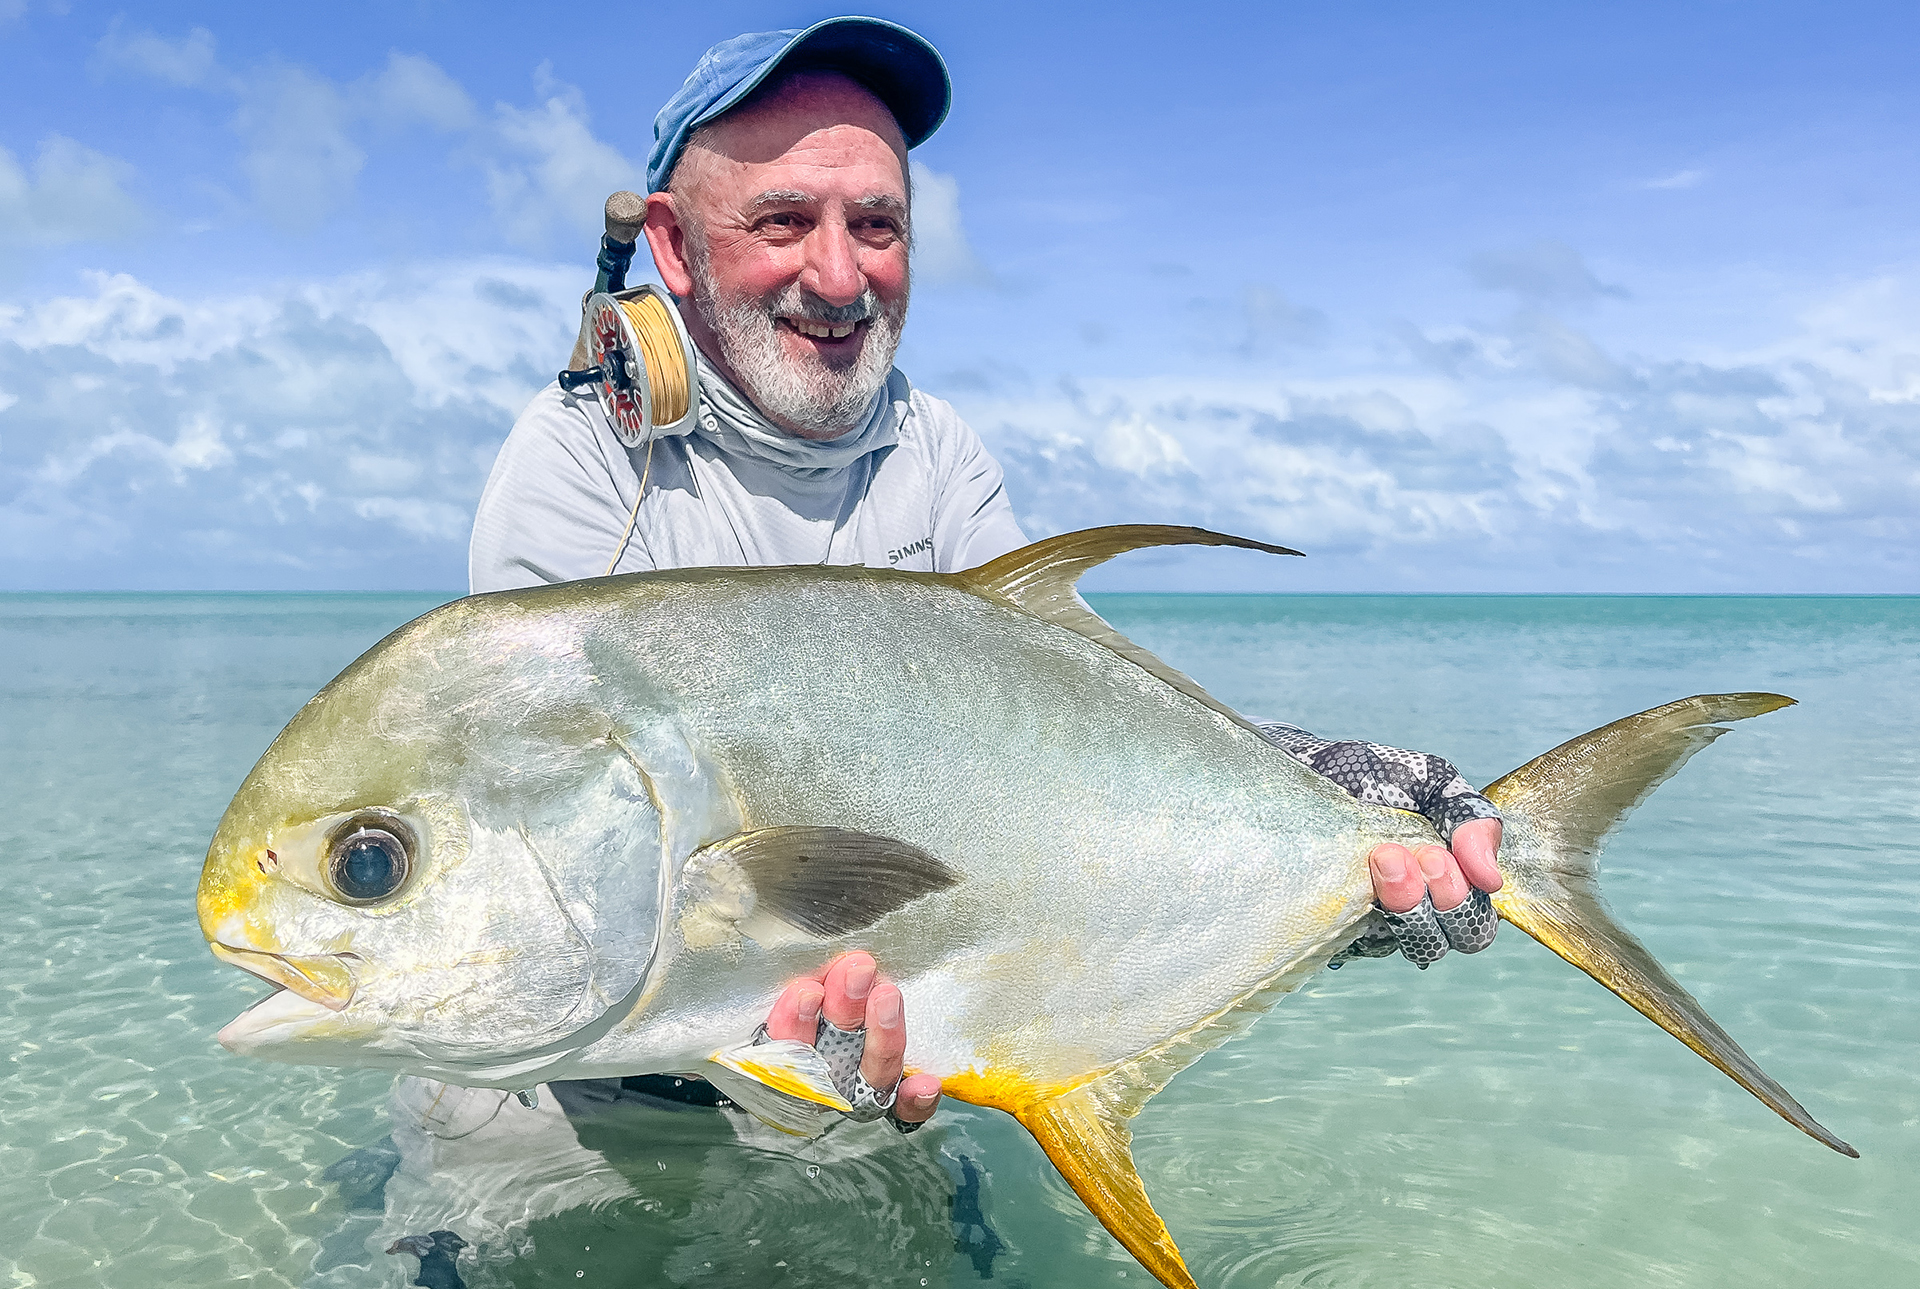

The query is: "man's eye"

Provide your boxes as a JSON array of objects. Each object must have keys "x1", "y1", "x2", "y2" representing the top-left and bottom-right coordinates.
[{"x1": 765, "y1": 213, "x2": 800, "y2": 228}]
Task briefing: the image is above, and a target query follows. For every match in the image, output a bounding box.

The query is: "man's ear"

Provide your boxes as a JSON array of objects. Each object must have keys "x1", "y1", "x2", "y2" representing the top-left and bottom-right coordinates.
[{"x1": 644, "y1": 191, "x2": 696, "y2": 298}]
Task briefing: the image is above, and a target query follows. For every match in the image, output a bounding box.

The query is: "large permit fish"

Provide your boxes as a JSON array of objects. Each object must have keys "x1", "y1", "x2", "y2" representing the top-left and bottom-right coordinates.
[{"x1": 197, "y1": 526, "x2": 1855, "y2": 1288}]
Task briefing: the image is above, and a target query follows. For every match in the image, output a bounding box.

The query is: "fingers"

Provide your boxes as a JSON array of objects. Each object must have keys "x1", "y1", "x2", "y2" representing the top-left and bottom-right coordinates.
[
  {"x1": 1370, "y1": 840, "x2": 1485, "y2": 914},
  {"x1": 1450, "y1": 818, "x2": 1504, "y2": 893},
  {"x1": 821, "y1": 951, "x2": 877, "y2": 1030},
  {"x1": 1368, "y1": 844, "x2": 1426, "y2": 913},
  {"x1": 792, "y1": 950, "x2": 943, "y2": 1125},
  {"x1": 763, "y1": 975, "x2": 825, "y2": 1043},
  {"x1": 1415, "y1": 844, "x2": 1470, "y2": 912},
  {"x1": 861, "y1": 981, "x2": 906, "y2": 1091},
  {"x1": 894, "y1": 1072, "x2": 942, "y2": 1124},
  {"x1": 1372, "y1": 823, "x2": 1505, "y2": 965}
]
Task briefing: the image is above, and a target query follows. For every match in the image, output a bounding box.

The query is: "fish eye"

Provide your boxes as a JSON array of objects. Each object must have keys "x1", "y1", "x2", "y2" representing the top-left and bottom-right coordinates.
[{"x1": 324, "y1": 814, "x2": 414, "y2": 905}]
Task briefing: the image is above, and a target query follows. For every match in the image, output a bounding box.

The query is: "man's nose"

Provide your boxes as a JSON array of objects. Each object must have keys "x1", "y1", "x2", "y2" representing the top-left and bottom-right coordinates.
[{"x1": 799, "y1": 222, "x2": 866, "y2": 307}]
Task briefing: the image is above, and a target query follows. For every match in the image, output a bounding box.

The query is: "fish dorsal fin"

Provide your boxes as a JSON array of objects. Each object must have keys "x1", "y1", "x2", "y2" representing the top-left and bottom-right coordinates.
[
  {"x1": 946, "y1": 1064, "x2": 1197, "y2": 1289},
  {"x1": 959, "y1": 526, "x2": 1302, "y2": 732},
  {"x1": 678, "y1": 826, "x2": 959, "y2": 947}
]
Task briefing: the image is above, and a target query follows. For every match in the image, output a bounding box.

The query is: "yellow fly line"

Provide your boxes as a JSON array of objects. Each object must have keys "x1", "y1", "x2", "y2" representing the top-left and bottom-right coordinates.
[{"x1": 616, "y1": 291, "x2": 692, "y2": 426}]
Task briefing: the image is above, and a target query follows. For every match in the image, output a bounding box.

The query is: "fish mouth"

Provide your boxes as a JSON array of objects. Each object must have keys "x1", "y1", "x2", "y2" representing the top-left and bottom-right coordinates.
[{"x1": 210, "y1": 943, "x2": 357, "y2": 1012}]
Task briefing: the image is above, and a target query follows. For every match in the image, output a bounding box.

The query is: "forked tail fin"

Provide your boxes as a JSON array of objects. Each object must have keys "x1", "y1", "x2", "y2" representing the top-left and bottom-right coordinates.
[{"x1": 1485, "y1": 692, "x2": 1857, "y2": 1157}]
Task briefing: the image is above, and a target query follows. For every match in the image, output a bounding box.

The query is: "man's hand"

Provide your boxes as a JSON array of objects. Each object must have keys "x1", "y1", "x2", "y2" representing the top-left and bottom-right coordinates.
[
  {"x1": 763, "y1": 950, "x2": 942, "y2": 1126},
  {"x1": 1368, "y1": 817, "x2": 1503, "y2": 915}
]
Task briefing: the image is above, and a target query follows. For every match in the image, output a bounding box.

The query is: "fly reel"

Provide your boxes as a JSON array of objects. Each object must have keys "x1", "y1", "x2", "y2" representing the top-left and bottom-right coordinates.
[{"x1": 557, "y1": 284, "x2": 696, "y2": 449}]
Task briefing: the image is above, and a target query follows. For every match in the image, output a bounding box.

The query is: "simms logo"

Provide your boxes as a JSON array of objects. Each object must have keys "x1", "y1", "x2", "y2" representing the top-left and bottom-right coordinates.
[{"x1": 887, "y1": 536, "x2": 933, "y2": 565}]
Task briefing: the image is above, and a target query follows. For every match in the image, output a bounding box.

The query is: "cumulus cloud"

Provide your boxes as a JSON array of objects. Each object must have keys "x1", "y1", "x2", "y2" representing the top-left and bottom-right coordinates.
[
  {"x1": 98, "y1": 31, "x2": 633, "y2": 243},
  {"x1": 4, "y1": 244, "x2": 1915, "y2": 592},
  {"x1": 232, "y1": 67, "x2": 365, "y2": 228},
  {"x1": 368, "y1": 54, "x2": 476, "y2": 133},
  {"x1": 962, "y1": 277, "x2": 1920, "y2": 592},
  {"x1": 0, "y1": 135, "x2": 145, "y2": 249},
  {"x1": 908, "y1": 161, "x2": 992, "y2": 287},
  {"x1": 1467, "y1": 240, "x2": 1625, "y2": 303},
  {"x1": 482, "y1": 69, "x2": 643, "y2": 246},
  {"x1": 96, "y1": 22, "x2": 219, "y2": 87},
  {"x1": 0, "y1": 264, "x2": 583, "y2": 588},
  {"x1": 235, "y1": 54, "x2": 478, "y2": 229}
]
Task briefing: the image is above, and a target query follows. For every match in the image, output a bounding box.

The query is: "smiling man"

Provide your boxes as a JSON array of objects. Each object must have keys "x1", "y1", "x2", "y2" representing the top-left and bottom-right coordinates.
[{"x1": 465, "y1": 18, "x2": 1505, "y2": 1140}]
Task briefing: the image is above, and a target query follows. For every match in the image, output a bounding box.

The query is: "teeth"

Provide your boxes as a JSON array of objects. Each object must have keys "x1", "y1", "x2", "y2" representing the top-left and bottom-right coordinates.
[{"x1": 788, "y1": 320, "x2": 858, "y2": 339}]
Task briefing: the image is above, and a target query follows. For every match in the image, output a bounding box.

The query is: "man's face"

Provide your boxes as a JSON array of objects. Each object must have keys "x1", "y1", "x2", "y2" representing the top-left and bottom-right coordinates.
[{"x1": 652, "y1": 72, "x2": 912, "y2": 440}]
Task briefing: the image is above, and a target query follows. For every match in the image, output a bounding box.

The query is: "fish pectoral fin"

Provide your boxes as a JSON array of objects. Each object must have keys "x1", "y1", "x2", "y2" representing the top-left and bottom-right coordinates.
[
  {"x1": 705, "y1": 1038, "x2": 850, "y2": 1135},
  {"x1": 948, "y1": 1069, "x2": 1196, "y2": 1289},
  {"x1": 682, "y1": 826, "x2": 959, "y2": 942},
  {"x1": 957, "y1": 526, "x2": 1301, "y2": 734}
]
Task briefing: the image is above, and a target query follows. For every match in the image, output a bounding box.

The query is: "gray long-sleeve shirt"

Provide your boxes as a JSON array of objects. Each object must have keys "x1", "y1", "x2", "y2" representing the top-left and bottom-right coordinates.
[{"x1": 468, "y1": 375, "x2": 1028, "y2": 593}]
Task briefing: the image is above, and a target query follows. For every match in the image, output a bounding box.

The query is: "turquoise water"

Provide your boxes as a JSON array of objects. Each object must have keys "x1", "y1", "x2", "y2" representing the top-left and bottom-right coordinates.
[{"x1": 3, "y1": 592, "x2": 1915, "y2": 1287}]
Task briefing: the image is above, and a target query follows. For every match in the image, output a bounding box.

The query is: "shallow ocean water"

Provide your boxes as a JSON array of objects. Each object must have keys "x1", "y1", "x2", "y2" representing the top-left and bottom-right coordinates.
[{"x1": 2, "y1": 592, "x2": 1915, "y2": 1288}]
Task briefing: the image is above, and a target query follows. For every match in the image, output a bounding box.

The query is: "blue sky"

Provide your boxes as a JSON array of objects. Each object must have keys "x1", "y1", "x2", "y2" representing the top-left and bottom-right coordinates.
[{"x1": 3, "y1": 1, "x2": 1917, "y2": 591}]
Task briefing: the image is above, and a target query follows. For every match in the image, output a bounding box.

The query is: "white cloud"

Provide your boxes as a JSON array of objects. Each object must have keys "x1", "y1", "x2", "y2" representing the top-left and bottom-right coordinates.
[
  {"x1": 233, "y1": 56, "x2": 478, "y2": 230},
  {"x1": 233, "y1": 67, "x2": 365, "y2": 229},
  {"x1": 1467, "y1": 240, "x2": 1625, "y2": 303},
  {"x1": 0, "y1": 263, "x2": 583, "y2": 588},
  {"x1": 88, "y1": 34, "x2": 643, "y2": 249},
  {"x1": 909, "y1": 161, "x2": 992, "y2": 287},
  {"x1": 367, "y1": 53, "x2": 475, "y2": 132},
  {"x1": 961, "y1": 275, "x2": 1920, "y2": 592},
  {"x1": 96, "y1": 22, "x2": 219, "y2": 88},
  {"x1": 4, "y1": 247, "x2": 1916, "y2": 592},
  {"x1": 482, "y1": 75, "x2": 643, "y2": 246},
  {"x1": 0, "y1": 135, "x2": 145, "y2": 249},
  {"x1": 96, "y1": 30, "x2": 480, "y2": 230},
  {"x1": 1644, "y1": 169, "x2": 1705, "y2": 190}
]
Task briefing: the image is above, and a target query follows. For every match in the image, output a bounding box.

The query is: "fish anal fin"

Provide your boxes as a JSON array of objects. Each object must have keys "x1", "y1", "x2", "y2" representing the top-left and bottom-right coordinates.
[
  {"x1": 958, "y1": 526, "x2": 1301, "y2": 732},
  {"x1": 945, "y1": 1068, "x2": 1196, "y2": 1289},
  {"x1": 705, "y1": 1037, "x2": 849, "y2": 1135},
  {"x1": 680, "y1": 826, "x2": 958, "y2": 944},
  {"x1": 1487, "y1": 692, "x2": 1857, "y2": 1158}
]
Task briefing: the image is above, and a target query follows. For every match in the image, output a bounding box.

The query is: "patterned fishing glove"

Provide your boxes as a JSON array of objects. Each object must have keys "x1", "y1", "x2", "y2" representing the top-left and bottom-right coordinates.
[{"x1": 1252, "y1": 721, "x2": 1502, "y2": 968}]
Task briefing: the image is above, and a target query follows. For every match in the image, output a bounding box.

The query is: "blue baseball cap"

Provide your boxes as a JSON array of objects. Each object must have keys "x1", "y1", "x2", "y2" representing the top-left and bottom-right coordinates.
[{"x1": 646, "y1": 17, "x2": 951, "y2": 195}]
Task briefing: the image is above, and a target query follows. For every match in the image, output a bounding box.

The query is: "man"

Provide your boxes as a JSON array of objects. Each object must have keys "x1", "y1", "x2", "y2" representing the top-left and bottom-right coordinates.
[{"x1": 467, "y1": 18, "x2": 1504, "y2": 1137}]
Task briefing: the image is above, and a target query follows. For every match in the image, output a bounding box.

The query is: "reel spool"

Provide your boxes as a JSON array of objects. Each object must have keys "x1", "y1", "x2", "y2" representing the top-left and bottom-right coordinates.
[{"x1": 557, "y1": 284, "x2": 696, "y2": 449}]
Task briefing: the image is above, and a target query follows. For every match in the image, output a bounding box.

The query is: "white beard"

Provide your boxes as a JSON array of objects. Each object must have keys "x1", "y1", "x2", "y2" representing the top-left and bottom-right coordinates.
[{"x1": 689, "y1": 257, "x2": 908, "y2": 439}]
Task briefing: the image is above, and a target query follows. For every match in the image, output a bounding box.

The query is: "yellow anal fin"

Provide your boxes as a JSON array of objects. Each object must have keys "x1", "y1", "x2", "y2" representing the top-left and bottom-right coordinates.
[
  {"x1": 946, "y1": 1071, "x2": 1197, "y2": 1289},
  {"x1": 704, "y1": 1038, "x2": 851, "y2": 1135}
]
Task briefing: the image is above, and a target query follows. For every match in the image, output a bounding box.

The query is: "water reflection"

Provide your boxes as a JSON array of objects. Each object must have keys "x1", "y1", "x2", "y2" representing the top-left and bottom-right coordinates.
[{"x1": 307, "y1": 1078, "x2": 1000, "y2": 1288}]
